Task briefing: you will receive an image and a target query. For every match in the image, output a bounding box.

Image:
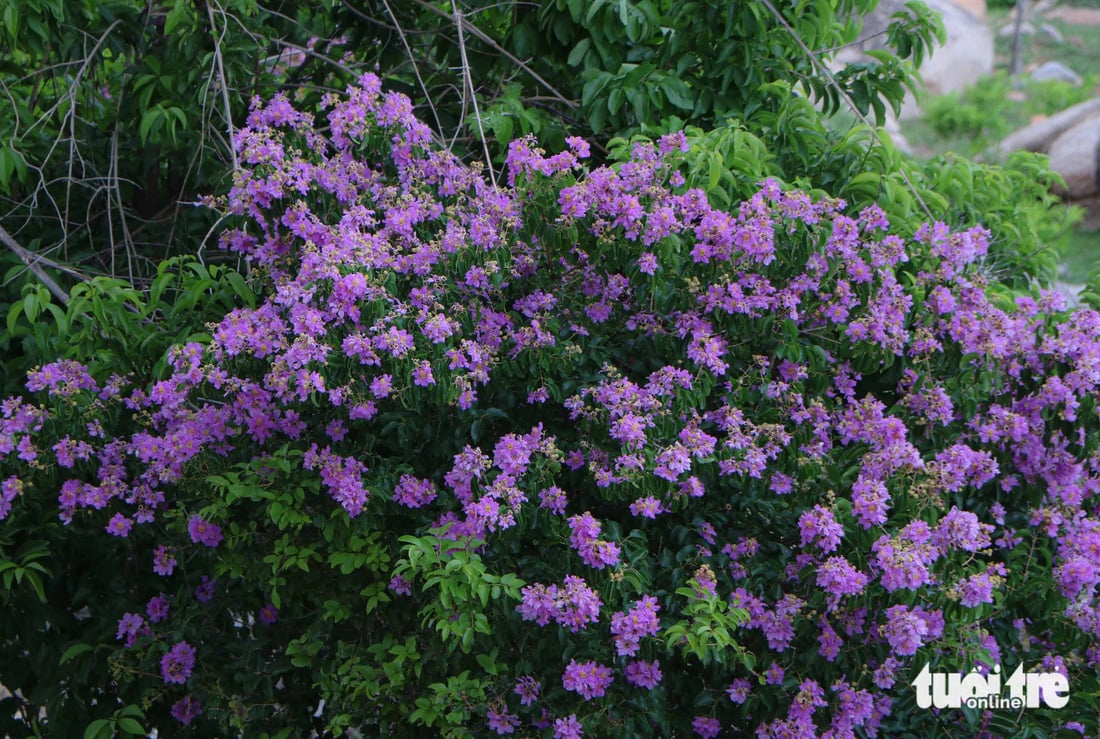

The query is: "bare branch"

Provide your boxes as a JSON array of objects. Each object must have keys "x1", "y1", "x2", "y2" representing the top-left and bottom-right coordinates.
[
  {"x1": 450, "y1": 1, "x2": 497, "y2": 186},
  {"x1": 21, "y1": 20, "x2": 122, "y2": 138},
  {"x1": 0, "y1": 224, "x2": 73, "y2": 305},
  {"x1": 380, "y1": 0, "x2": 446, "y2": 141},
  {"x1": 406, "y1": 0, "x2": 576, "y2": 110},
  {"x1": 207, "y1": 0, "x2": 240, "y2": 175}
]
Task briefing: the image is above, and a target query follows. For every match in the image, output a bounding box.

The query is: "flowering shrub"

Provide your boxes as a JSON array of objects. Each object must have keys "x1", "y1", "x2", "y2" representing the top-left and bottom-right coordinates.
[{"x1": 3, "y1": 75, "x2": 1100, "y2": 737}]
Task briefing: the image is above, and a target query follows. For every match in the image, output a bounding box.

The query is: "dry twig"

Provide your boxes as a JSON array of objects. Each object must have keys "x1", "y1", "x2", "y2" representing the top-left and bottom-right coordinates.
[{"x1": 0, "y1": 224, "x2": 74, "y2": 305}]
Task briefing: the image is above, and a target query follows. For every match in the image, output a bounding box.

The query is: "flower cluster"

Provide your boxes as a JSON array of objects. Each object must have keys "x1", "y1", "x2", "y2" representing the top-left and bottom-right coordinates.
[
  {"x1": 567, "y1": 512, "x2": 621, "y2": 569},
  {"x1": 4, "y1": 74, "x2": 1100, "y2": 737},
  {"x1": 562, "y1": 659, "x2": 613, "y2": 700},
  {"x1": 160, "y1": 640, "x2": 196, "y2": 685},
  {"x1": 610, "y1": 595, "x2": 660, "y2": 656},
  {"x1": 517, "y1": 575, "x2": 602, "y2": 632}
]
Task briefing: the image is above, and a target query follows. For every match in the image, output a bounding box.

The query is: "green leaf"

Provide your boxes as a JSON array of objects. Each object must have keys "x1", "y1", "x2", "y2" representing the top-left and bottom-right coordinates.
[
  {"x1": 23, "y1": 291, "x2": 39, "y2": 323},
  {"x1": 118, "y1": 705, "x2": 144, "y2": 720},
  {"x1": 6, "y1": 299, "x2": 24, "y2": 335},
  {"x1": 2, "y1": 4, "x2": 18, "y2": 38},
  {"x1": 139, "y1": 107, "x2": 165, "y2": 146},
  {"x1": 0, "y1": 146, "x2": 14, "y2": 191},
  {"x1": 164, "y1": 1, "x2": 188, "y2": 35},
  {"x1": 60, "y1": 643, "x2": 93, "y2": 665},
  {"x1": 83, "y1": 719, "x2": 111, "y2": 739},
  {"x1": 707, "y1": 153, "x2": 721, "y2": 191},
  {"x1": 567, "y1": 37, "x2": 590, "y2": 66},
  {"x1": 661, "y1": 77, "x2": 694, "y2": 111},
  {"x1": 116, "y1": 717, "x2": 146, "y2": 735}
]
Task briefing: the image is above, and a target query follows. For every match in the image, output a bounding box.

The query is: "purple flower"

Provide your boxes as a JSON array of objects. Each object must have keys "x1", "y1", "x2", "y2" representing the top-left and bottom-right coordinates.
[
  {"x1": 567, "y1": 512, "x2": 621, "y2": 569},
  {"x1": 393, "y1": 474, "x2": 438, "y2": 508},
  {"x1": 690, "y1": 565, "x2": 718, "y2": 599},
  {"x1": 0, "y1": 476, "x2": 21, "y2": 520},
  {"x1": 692, "y1": 716, "x2": 721, "y2": 738},
  {"x1": 116, "y1": 612, "x2": 146, "y2": 647},
  {"x1": 624, "y1": 660, "x2": 662, "y2": 689},
  {"x1": 105, "y1": 513, "x2": 133, "y2": 537},
  {"x1": 187, "y1": 515, "x2": 223, "y2": 548},
  {"x1": 370, "y1": 373, "x2": 394, "y2": 398},
  {"x1": 798, "y1": 505, "x2": 843, "y2": 553},
  {"x1": 325, "y1": 419, "x2": 347, "y2": 442},
  {"x1": 161, "y1": 640, "x2": 196, "y2": 684},
  {"x1": 487, "y1": 707, "x2": 520, "y2": 735},
  {"x1": 629, "y1": 495, "x2": 666, "y2": 518},
  {"x1": 610, "y1": 595, "x2": 661, "y2": 656},
  {"x1": 170, "y1": 694, "x2": 202, "y2": 726},
  {"x1": 146, "y1": 595, "x2": 170, "y2": 623},
  {"x1": 818, "y1": 618, "x2": 843, "y2": 662},
  {"x1": 883, "y1": 605, "x2": 928, "y2": 656},
  {"x1": 388, "y1": 574, "x2": 412, "y2": 596},
  {"x1": 195, "y1": 576, "x2": 216, "y2": 603},
  {"x1": 514, "y1": 675, "x2": 541, "y2": 706},
  {"x1": 539, "y1": 486, "x2": 567, "y2": 514},
  {"x1": 816, "y1": 556, "x2": 868, "y2": 606},
  {"x1": 412, "y1": 360, "x2": 435, "y2": 386},
  {"x1": 562, "y1": 659, "x2": 613, "y2": 699},
  {"x1": 932, "y1": 506, "x2": 992, "y2": 552},
  {"x1": 553, "y1": 714, "x2": 584, "y2": 739},
  {"x1": 259, "y1": 603, "x2": 278, "y2": 625},
  {"x1": 517, "y1": 575, "x2": 602, "y2": 631},
  {"x1": 153, "y1": 545, "x2": 177, "y2": 576},
  {"x1": 769, "y1": 472, "x2": 793, "y2": 495},
  {"x1": 873, "y1": 657, "x2": 900, "y2": 689},
  {"x1": 727, "y1": 678, "x2": 751, "y2": 703},
  {"x1": 851, "y1": 476, "x2": 890, "y2": 528}
]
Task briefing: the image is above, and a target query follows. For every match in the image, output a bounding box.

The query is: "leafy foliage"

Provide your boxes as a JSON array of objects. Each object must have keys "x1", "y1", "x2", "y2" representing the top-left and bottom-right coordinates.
[
  {"x1": 0, "y1": 2, "x2": 1096, "y2": 736},
  {"x1": 2, "y1": 77, "x2": 1100, "y2": 737}
]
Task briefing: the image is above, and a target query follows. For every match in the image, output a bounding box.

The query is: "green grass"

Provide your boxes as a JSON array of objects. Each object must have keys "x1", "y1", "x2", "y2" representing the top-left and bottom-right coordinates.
[
  {"x1": 896, "y1": 1, "x2": 1100, "y2": 281},
  {"x1": 1061, "y1": 225, "x2": 1100, "y2": 283},
  {"x1": 990, "y1": 1, "x2": 1100, "y2": 75}
]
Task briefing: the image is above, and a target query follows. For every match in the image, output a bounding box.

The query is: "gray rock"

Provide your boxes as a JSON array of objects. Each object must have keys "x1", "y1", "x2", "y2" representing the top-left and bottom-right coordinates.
[
  {"x1": 1031, "y1": 61, "x2": 1082, "y2": 86},
  {"x1": 1055, "y1": 281, "x2": 1084, "y2": 308},
  {"x1": 838, "y1": 0, "x2": 993, "y2": 117},
  {"x1": 998, "y1": 21, "x2": 1035, "y2": 37},
  {"x1": 1040, "y1": 22, "x2": 1064, "y2": 43},
  {"x1": 1077, "y1": 195, "x2": 1100, "y2": 231},
  {"x1": 999, "y1": 97, "x2": 1100, "y2": 155},
  {"x1": 882, "y1": 110, "x2": 913, "y2": 155},
  {"x1": 1047, "y1": 115, "x2": 1100, "y2": 199}
]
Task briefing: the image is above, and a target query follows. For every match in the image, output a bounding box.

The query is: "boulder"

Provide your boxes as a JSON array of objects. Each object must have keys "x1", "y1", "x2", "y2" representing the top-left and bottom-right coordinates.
[
  {"x1": 911, "y1": 0, "x2": 994, "y2": 99},
  {"x1": 998, "y1": 98, "x2": 1100, "y2": 155},
  {"x1": 1031, "y1": 61, "x2": 1082, "y2": 86},
  {"x1": 837, "y1": 0, "x2": 994, "y2": 118},
  {"x1": 882, "y1": 109, "x2": 913, "y2": 154},
  {"x1": 1078, "y1": 195, "x2": 1100, "y2": 230},
  {"x1": 998, "y1": 21, "x2": 1035, "y2": 37},
  {"x1": 1040, "y1": 22, "x2": 1064, "y2": 43},
  {"x1": 1047, "y1": 116, "x2": 1100, "y2": 199},
  {"x1": 952, "y1": 0, "x2": 986, "y2": 17}
]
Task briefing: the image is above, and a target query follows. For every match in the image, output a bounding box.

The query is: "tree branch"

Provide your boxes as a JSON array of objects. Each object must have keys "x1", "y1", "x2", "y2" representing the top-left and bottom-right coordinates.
[
  {"x1": 0, "y1": 225, "x2": 72, "y2": 306},
  {"x1": 757, "y1": 0, "x2": 934, "y2": 222},
  {"x1": 405, "y1": 0, "x2": 576, "y2": 110}
]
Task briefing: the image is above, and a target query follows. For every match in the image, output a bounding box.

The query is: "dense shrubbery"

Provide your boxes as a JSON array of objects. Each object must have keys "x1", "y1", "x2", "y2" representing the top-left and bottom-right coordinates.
[
  {"x1": 3, "y1": 76, "x2": 1100, "y2": 737},
  {"x1": 922, "y1": 72, "x2": 1098, "y2": 154},
  {"x1": 2, "y1": 0, "x2": 1085, "y2": 432}
]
